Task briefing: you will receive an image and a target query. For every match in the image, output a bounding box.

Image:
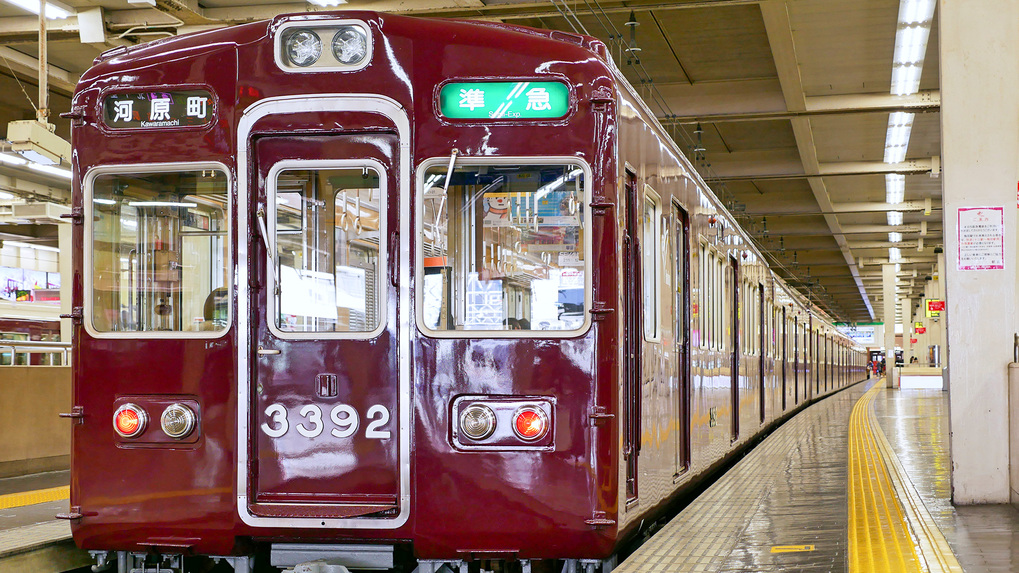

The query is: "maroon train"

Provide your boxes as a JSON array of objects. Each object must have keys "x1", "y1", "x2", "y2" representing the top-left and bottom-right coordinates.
[{"x1": 65, "y1": 11, "x2": 867, "y2": 573}]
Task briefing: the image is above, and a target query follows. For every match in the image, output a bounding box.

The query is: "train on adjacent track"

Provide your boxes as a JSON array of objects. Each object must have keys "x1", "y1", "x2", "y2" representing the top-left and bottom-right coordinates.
[{"x1": 64, "y1": 11, "x2": 867, "y2": 573}]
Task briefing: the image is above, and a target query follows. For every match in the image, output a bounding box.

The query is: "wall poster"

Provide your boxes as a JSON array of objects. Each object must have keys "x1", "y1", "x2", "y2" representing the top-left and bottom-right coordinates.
[{"x1": 957, "y1": 206, "x2": 1004, "y2": 270}]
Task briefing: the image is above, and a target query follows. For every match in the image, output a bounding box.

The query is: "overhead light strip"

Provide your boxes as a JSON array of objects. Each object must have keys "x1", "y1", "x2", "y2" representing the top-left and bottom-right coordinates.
[
  {"x1": 0, "y1": 0, "x2": 72, "y2": 19},
  {"x1": 883, "y1": 0, "x2": 936, "y2": 228}
]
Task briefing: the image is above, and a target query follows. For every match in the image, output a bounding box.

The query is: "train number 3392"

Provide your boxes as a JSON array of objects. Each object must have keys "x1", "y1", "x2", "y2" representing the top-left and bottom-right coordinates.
[{"x1": 260, "y1": 403, "x2": 391, "y2": 440}]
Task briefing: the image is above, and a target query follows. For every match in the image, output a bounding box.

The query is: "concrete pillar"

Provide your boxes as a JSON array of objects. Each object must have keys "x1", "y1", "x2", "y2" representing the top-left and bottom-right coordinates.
[
  {"x1": 902, "y1": 296, "x2": 912, "y2": 365},
  {"x1": 938, "y1": 252, "x2": 947, "y2": 375},
  {"x1": 941, "y1": 0, "x2": 1019, "y2": 504},
  {"x1": 883, "y1": 263, "x2": 897, "y2": 388}
]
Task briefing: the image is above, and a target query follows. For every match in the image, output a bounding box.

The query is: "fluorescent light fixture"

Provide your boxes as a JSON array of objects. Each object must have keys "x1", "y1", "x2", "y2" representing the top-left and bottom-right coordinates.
[
  {"x1": 307, "y1": 0, "x2": 347, "y2": 6},
  {"x1": 883, "y1": 112, "x2": 914, "y2": 163},
  {"x1": 128, "y1": 201, "x2": 198, "y2": 208},
  {"x1": 895, "y1": 263, "x2": 902, "y2": 272},
  {"x1": 0, "y1": 153, "x2": 28, "y2": 166},
  {"x1": 0, "y1": 0, "x2": 72, "y2": 19},
  {"x1": 887, "y1": 211, "x2": 903, "y2": 226},
  {"x1": 93, "y1": 198, "x2": 117, "y2": 205},
  {"x1": 3, "y1": 240, "x2": 60, "y2": 252},
  {"x1": 885, "y1": 173, "x2": 905, "y2": 204},
  {"x1": 889, "y1": 232, "x2": 902, "y2": 243},
  {"x1": 0, "y1": 191, "x2": 13, "y2": 200},
  {"x1": 27, "y1": 163, "x2": 71, "y2": 178},
  {"x1": 891, "y1": 0, "x2": 936, "y2": 96}
]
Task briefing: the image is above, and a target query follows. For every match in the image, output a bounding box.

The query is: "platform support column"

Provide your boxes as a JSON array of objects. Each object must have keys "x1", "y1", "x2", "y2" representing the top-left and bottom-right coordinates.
[
  {"x1": 938, "y1": 251, "x2": 947, "y2": 382},
  {"x1": 941, "y1": 0, "x2": 1019, "y2": 504},
  {"x1": 883, "y1": 262, "x2": 896, "y2": 389}
]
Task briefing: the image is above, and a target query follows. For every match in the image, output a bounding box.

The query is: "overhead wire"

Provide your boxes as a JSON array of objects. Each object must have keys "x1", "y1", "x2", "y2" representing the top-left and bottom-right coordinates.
[{"x1": 548, "y1": 1, "x2": 847, "y2": 322}]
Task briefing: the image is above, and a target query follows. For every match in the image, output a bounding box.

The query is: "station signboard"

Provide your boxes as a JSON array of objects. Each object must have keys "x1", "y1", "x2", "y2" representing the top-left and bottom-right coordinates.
[{"x1": 926, "y1": 299, "x2": 944, "y2": 317}]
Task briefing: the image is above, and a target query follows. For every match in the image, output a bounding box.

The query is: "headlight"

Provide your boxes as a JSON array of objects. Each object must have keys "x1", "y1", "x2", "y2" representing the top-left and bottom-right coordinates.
[
  {"x1": 284, "y1": 29, "x2": 322, "y2": 67},
  {"x1": 160, "y1": 403, "x2": 197, "y2": 439},
  {"x1": 331, "y1": 26, "x2": 368, "y2": 65},
  {"x1": 460, "y1": 404, "x2": 497, "y2": 440}
]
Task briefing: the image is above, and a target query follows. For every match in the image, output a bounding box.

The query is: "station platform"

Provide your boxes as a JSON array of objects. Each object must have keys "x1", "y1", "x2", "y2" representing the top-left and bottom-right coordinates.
[
  {"x1": 4, "y1": 379, "x2": 1019, "y2": 572},
  {"x1": 617, "y1": 378, "x2": 1019, "y2": 573},
  {"x1": 0, "y1": 470, "x2": 89, "y2": 573}
]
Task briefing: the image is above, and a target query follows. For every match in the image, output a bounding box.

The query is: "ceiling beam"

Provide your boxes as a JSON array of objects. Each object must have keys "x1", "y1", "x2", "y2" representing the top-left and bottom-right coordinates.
[
  {"x1": 663, "y1": 90, "x2": 940, "y2": 124},
  {"x1": 0, "y1": 46, "x2": 78, "y2": 94},
  {"x1": 711, "y1": 157, "x2": 939, "y2": 181}
]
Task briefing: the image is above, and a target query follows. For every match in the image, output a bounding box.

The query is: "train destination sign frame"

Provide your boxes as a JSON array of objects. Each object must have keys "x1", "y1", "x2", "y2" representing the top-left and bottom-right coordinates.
[
  {"x1": 103, "y1": 90, "x2": 216, "y2": 130},
  {"x1": 439, "y1": 81, "x2": 570, "y2": 120}
]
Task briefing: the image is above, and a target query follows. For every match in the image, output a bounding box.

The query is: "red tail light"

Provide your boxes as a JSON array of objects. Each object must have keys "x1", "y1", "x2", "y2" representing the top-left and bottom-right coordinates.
[
  {"x1": 113, "y1": 404, "x2": 147, "y2": 438},
  {"x1": 513, "y1": 407, "x2": 548, "y2": 441}
]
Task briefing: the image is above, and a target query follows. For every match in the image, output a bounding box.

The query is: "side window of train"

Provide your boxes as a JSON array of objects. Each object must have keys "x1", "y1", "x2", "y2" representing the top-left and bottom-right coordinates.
[
  {"x1": 697, "y1": 242, "x2": 707, "y2": 349},
  {"x1": 271, "y1": 166, "x2": 383, "y2": 335},
  {"x1": 642, "y1": 186, "x2": 661, "y2": 342},
  {"x1": 87, "y1": 167, "x2": 230, "y2": 336},
  {"x1": 417, "y1": 160, "x2": 589, "y2": 335}
]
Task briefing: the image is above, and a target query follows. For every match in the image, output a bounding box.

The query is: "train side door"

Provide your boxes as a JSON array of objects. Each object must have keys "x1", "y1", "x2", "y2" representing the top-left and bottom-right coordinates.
[
  {"x1": 729, "y1": 256, "x2": 739, "y2": 441},
  {"x1": 673, "y1": 202, "x2": 691, "y2": 474},
  {"x1": 246, "y1": 133, "x2": 403, "y2": 522},
  {"x1": 622, "y1": 169, "x2": 641, "y2": 503}
]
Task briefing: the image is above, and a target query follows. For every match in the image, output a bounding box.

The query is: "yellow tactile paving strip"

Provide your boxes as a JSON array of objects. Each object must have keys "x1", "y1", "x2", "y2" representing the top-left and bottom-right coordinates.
[
  {"x1": 849, "y1": 382, "x2": 963, "y2": 573},
  {"x1": 0, "y1": 486, "x2": 69, "y2": 510},
  {"x1": 848, "y1": 384, "x2": 922, "y2": 571}
]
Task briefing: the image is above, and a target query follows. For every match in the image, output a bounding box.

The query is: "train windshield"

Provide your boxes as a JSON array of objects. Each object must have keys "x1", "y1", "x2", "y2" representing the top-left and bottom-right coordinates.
[
  {"x1": 88, "y1": 169, "x2": 229, "y2": 334},
  {"x1": 420, "y1": 162, "x2": 587, "y2": 333}
]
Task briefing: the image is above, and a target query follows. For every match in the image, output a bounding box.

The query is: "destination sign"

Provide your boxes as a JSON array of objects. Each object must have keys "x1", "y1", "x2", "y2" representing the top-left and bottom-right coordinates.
[
  {"x1": 439, "y1": 81, "x2": 570, "y2": 120},
  {"x1": 103, "y1": 90, "x2": 215, "y2": 129}
]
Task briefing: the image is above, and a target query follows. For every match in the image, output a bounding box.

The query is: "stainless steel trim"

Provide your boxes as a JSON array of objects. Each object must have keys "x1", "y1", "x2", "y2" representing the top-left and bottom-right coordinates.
[{"x1": 235, "y1": 94, "x2": 411, "y2": 530}]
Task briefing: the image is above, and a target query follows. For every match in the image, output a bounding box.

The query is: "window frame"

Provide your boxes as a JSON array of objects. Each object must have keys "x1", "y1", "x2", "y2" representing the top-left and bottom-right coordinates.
[
  {"x1": 266, "y1": 158, "x2": 388, "y2": 341},
  {"x1": 414, "y1": 156, "x2": 593, "y2": 339},
  {"x1": 83, "y1": 161, "x2": 232, "y2": 340}
]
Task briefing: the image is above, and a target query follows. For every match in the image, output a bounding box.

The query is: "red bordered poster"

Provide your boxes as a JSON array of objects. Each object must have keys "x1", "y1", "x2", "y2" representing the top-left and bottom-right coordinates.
[{"x1": 958, "y1": 206, "x2": 1004, "y2": 270}]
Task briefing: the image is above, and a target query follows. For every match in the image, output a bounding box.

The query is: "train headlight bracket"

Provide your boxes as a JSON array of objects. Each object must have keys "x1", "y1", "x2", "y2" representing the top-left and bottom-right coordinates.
[{"x1": 275, "y1": 20, "x2": 372, "y2": 73}]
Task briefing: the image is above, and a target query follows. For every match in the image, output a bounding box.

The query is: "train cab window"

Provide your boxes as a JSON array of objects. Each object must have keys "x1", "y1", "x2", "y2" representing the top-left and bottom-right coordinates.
[
  {"x1": 418, "y1": 161, "x2": 589, "y2": 334},
  {"x1": 270, "y1": 167, "x2": 383, "y2": 335},
  {"x1": 88, "y1": 168, "x2": 229, "y2": 335}
]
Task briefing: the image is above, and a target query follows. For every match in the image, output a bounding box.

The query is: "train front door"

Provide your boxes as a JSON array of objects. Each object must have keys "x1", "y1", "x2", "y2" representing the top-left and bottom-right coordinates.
[{"x1": 244, "y1": 132, "x2": 404, "y2": 523}]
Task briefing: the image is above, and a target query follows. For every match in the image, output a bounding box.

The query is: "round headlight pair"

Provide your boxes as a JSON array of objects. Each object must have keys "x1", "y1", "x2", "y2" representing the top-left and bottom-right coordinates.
[
  {"x1": 112, "y1": 403, "x2": 196, "y2": 439},
  {"x1": 284, "y1": 26, "x2": 368, "y2": 68}
]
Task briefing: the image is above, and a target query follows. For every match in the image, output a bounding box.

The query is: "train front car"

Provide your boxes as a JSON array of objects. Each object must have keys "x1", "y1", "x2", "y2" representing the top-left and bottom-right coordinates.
[{"x1": 68, "y1": 11, "x2": 622, "y2": 572}]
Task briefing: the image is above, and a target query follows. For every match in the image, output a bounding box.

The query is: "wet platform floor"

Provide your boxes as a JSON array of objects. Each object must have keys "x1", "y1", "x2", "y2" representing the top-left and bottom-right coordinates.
[{"x1": 616, "y1": 378, "x2": 1019, "y2": 572}]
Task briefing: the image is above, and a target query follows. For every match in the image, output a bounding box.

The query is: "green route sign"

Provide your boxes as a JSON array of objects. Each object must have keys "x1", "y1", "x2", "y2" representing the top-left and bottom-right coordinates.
[{"x1": 439, "y1": 81, "x2": 570, "y2": 120}]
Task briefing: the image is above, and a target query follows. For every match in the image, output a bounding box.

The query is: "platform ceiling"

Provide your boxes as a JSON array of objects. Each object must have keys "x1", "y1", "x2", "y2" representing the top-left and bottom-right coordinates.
[{"x1": 0, "y1": 0, "x2": 942, "y2": 324}]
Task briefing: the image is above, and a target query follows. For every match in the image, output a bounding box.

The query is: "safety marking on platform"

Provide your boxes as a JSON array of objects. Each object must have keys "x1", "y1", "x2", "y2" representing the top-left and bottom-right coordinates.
[
  {"x1": 770, "y1": 545, "x2": 815, "y2": 553},
  {"x1": 0, "y1": 486, "x2": 69, "y2": 510},
  {"x1": 848, "y1": 381, "x2": 963, "y2": 573}
]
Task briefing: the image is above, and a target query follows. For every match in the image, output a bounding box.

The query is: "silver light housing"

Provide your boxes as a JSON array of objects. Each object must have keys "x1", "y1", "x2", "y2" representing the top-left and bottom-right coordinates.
[
  {"x1": 459, "y1": 404, "x2": 497, "y2": 440},
  {"x1": 284, "y1": 29, "x2": 322, "y2": 67},
  {"x1": 331, "y1": 26, "x2": 368, "y2": 65},
  {"x1": 160, "y1": 403, "x2": 197, "y2": 439}
]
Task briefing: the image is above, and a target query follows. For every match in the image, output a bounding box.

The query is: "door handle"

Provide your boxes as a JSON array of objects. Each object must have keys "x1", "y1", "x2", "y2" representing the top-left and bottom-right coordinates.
[{"x1": 257, "y1": 347, "x2": 280, "y2": 355}]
